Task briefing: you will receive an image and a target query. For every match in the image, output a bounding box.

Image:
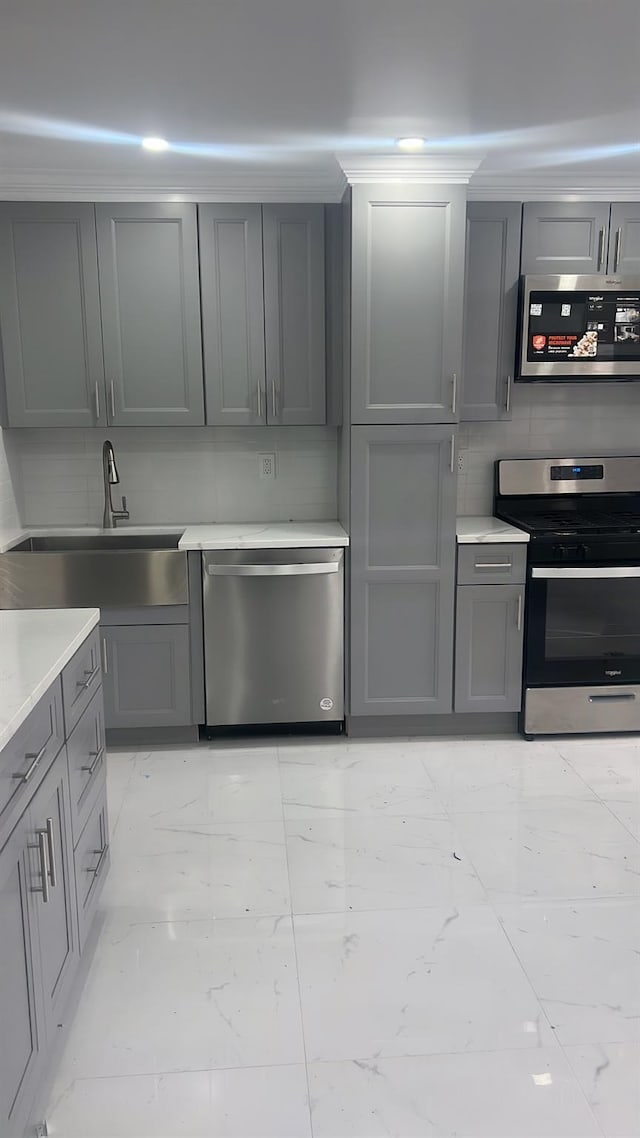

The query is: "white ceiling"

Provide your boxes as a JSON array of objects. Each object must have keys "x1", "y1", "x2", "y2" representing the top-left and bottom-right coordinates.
[{"x1": 1, "y1": 0, "x2": 639, "y2": 198}]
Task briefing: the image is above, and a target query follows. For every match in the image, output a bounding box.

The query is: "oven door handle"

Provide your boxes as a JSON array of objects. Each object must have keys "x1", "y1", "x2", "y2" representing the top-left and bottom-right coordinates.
[{"x1": 531, "y1": 566, "x2": 640, "y2": 579}]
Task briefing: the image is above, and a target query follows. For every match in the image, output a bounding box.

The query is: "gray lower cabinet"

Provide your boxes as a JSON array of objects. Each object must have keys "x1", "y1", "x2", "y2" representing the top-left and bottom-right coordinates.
[
  {"x1": 95, "y1": 203, "x2": 205, "y2": 426},
  {"x1": 0, "y1": 203, "x2": 105, "y2": 428},
  {"x1": 462, "y1": 202, "x2": 521, "y2": 421},
  {"x1": 454, "y1": 584, "x2": 524, "y2": 713},
  {"x1": 101, "y1": 623, "x2": 191, "y2": 729},
  {"x1": 521, "y1": 202, "x2": 611, "y2": 275},
  {"x1": 609, "y1": 203, "x2": 640, "y2": 275},
  {"x1": 350, "y1": 425, "x2": 457, "y2": 716},
  {"x1": 350, "y1": 184, "x2": 465, "y2": 424}
]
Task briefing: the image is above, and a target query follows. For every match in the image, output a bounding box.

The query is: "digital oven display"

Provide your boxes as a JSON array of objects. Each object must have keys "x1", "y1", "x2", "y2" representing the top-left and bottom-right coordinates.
[
  {"x1": 527, "y1": 291, "x2": 640, "y2": 364},
  {"x1": 550, "y1": 465, "x2": 605, "y2": 481}
]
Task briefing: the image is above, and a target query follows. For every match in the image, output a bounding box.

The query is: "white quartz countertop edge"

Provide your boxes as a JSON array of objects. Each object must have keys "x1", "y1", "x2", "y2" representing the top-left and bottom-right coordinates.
[
  {"x1": 456, "y1": 517, "x2": 530, "y2": 544},
  {"x1": 0, "y1": 609, "x2": 100, "y2": 751},
  {"x1": 0, "y1": 522, "x2": 349, "y2": 553}
]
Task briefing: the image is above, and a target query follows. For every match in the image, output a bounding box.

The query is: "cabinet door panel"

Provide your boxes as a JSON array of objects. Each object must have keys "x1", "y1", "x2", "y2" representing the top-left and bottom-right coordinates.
[
  {"x1": 609, "y1": 203, "x2": 640, "y2": 275},
  {"x1": 0, "y1": 203, "x2": 104, "y2": 427},
  {"x1": 200, "y1": 204, "x2": 266, "y2": 425},
  {"x1": 454, "y1": 584, "x2": 524, "y2": 713},
  {"x1": 102, "y1": 624, "x2": 191, "y2": 729},
  {"x1": 29, "y1": 752, "x2": 79, "y2": 1044},
  {"x1": 351, "y1": 185, "x2": 465, "y2": 423},
  {"x1": 521, "y1": 202, "x2": 610, "y2": 275},
  {"x1": 350, "y1": 425, "x2": 456, "y2": 715},
  {"x1": 96, "y1": 203, "x2": 204, "y2": 425},
  {"x1": 263, "y1": 205, "x2": 326, "y2": 425},
  {"x1": 0, "y1": 818, "x2": 42, "y2": 1136},
  {"x1": 462, "y1": 202, "x2": 521, "y2": 421}
]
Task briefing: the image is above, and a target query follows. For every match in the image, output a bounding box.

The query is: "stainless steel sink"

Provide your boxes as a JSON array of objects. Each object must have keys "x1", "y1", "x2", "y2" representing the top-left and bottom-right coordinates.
[{"x1": 0, "y1": 533, "x2": 188, "y2": 609}]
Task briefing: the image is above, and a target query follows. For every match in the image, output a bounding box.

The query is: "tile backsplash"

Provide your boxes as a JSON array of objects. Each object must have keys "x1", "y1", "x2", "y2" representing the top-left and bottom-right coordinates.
[
  {"x1": 13, "y1": 426, "x2": 338, "y2": 527},
  {"x1": 457, "y1": 383, "x2": 640, "y2": 515}
]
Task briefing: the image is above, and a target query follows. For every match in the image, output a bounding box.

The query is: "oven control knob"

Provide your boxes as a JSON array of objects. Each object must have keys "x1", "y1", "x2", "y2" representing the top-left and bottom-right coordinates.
[
  {"x1": 577, "y1": 543, "x2": 588, "y2": 560},
  {"x1": 553, "y1": 544, "x2": 567, "y2": 559}
]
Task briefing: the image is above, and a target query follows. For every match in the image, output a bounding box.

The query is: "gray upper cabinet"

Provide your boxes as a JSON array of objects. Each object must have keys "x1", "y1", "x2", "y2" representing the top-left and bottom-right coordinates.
[
  {"x1": 199, "y1": 204, "x2": 266, "y2": 426},
  {"x1": 454, "y1": 584, "x2": 524, "y2": 714},
  {"x1": 609, "y1": 203, "x2": 640, "y2": 275},
  {"x1": 521, "y1": 202, "x2": 611, "y2": 275},
  {"x1": 0, "y1": 203, "x2": 105, "y2": 428},
  {"x1": 101, "y1": 623, "x2": 191, "y2": 729},
  {"x1": 96, "y1": 203, "x2": 205, "y2": 426},
  {"x1": 350, "y1": 425, "x2": 456, "y2": 716},
  {"x1": 263, "y1": 204, "x2": 326, "y2": 425},
  {"x1": 350, "y1": 184, "x2": 465, "y2": 424},
  {"x1": 462, "y1": 202, "x2": 521, "y2": 421}
]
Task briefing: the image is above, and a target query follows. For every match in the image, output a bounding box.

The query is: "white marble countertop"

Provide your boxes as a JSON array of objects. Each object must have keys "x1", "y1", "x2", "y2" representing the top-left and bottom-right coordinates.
[
  {"x1": 178, "y1": 522, "x2": 349, "y2": 550},
  {"x1": 456, "y1": 516, "x2": 530, "y2": 544},
  {"x1": 0, "y1": 608, "x2": 100, "y2": 751}
]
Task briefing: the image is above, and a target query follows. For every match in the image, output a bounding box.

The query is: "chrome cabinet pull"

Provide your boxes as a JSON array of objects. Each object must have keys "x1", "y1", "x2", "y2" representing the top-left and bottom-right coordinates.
[
  {"x1": 101, "y1": 637, "x2": 109, "y2": 675},
  {"x1": 257, "y1": 382, "x2": 262, "y2": 418},
  {"x1": 12, "y1": 740, "x2": 49, "y2": 783},
  {"x1": 505, "y1": 374, "x2": 512, "y2": 414},
  {"x1": 474, "y1": 561, "x2": 512, "y2": 570},
  {"x1": 450, "y1": 434, "x2": 456, "y2": 474},
  {"x1": 516, "y1": 592, "x2": 523, "y2": 633},
  {"x1": 270, "y1": 378, "x2": 277, "y2": 420},
  {"x1": 614, "y1": 227, "x2": 622, "y2": 273},
  {"x1": 451, "y1": 373, "x2": 458, "y2": 415},
  {"x1": 94, "y1": 381, "x2": 100, "y2": 420},
  {"x1": 88, "y1": 843, "x2": 109, "y2": 879},
  {"x1": 109, "y1": 380, "x2": 116, "y2": 419},
  {"x1": 45, "y1": 817, "x2": 57, "y2": 888},
  {"x1": 76, "y1": 662, "x2": 100, "y2": 691},
  {"x1": 30, "y1": 831, "x2": 50, "y2": 903},
  {"x1": 597, "y1": 227, "x2": 606, "y2": 271},
  {"x1": 81, "y1": 746, "x2": 105, "y2": 777}
]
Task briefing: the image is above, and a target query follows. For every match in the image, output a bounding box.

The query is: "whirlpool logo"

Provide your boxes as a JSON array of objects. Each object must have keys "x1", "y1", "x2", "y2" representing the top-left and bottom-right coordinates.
[{"x1": 605, "y1": 668, "x2": 623, "y2": 677}]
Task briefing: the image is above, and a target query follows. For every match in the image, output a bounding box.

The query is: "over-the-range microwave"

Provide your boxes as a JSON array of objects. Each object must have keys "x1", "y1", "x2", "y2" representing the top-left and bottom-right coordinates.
[{"x1": 517, "y1": 274, "x2": 640, "y2": 381}]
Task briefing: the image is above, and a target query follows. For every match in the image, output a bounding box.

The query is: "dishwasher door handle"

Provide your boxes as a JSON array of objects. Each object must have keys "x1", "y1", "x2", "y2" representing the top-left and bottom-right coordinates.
[{"x1": 206, "y1": 562, "x2": 341, "y2": 577}]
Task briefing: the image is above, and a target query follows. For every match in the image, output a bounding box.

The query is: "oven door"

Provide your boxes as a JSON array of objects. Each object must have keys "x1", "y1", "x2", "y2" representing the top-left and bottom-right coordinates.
[{"x1": 526, "y1": 565, "x2": 640, "y2": 686}]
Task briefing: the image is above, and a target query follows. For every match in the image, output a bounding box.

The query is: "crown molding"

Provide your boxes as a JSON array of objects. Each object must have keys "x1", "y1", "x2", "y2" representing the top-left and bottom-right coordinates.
[
  {"x1": 0, "y1": 163, "x2": 348, "y2": 202},
  {"x1": 468, "y1": 170, "x2": 640, "y2": 201},
  {"x1": 337, "y1": 152, "x2": 486, "y2": 184}
]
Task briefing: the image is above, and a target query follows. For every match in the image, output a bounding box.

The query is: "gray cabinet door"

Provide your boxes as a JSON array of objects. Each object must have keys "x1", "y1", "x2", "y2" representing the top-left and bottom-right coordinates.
[
  {"x1": 0, "y1": 203, "x2": 105, "y2": 427},
  {"x1": 350, "y1": 185, "x2": 465, "y2": 424},
  {"x1": 101, "y1": 624, "x2": 191, "y2": 729},
  {"x1": 462, "y1": 202, "x2": 521, "y2": 421},
  {"x1": 0, "y1": 816, "x2": 43, "y2": 1138},
  {"x1": 608, "y1": 203, "x2": 640, "y2": 275},
  {"x1": 96, "y1": 203, "x2": 204, "y2": 426},
  {"x1": 263, "y1": 204, "x2": 326, "y2": 424},
  {"x1": 29, "y1": 751, "x2": 79, "y2": 1045},
  {"x1": 454, "y1": 584, "x2": 524, "y2": 713},
  {"x1": 199, "y1": 204, "x2": 266, "y2": 425},
  {"x1": 350, "y1": 425, "x2": 456, "y2": 716},
  {"x1": 521, "y1": 202, "x2": 611, "y2": 275}
]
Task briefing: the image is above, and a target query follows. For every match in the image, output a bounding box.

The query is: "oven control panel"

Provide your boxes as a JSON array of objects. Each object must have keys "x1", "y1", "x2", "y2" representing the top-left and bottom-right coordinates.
[{"x1": 550, "y1": 464, "x2": 604, "y2": 481}]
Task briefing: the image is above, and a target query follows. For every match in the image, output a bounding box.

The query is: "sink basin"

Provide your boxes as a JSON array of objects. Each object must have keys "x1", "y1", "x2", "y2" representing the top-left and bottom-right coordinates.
[
  {"x1": 0, "y1": 533, "x2": 188, "y2": 609},
  {"x1": 12, "y1": 533, "x2": 182, "y2": 552}
]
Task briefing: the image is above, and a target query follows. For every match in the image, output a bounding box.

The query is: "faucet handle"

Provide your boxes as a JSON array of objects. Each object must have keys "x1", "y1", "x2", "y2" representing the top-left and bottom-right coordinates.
[{"x1": 121, "y1": 496, "x2": 127, "y2": 513}]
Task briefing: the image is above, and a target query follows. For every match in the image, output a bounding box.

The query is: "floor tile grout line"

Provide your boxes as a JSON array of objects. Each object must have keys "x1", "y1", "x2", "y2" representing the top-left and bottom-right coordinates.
[{"x1": 554, "y1": 1039, "x2": 610, "y2": 1138}]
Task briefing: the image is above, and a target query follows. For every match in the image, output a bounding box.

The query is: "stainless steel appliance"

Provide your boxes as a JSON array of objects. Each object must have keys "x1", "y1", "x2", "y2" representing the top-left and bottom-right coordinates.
[
  {"x1": 202, "y1": 548, "x2": 344, "y2": 727},
  {"x1": 518, "y1": 275, "x2": 640, "y2": 381},
  {"x1": 495, "y1": 456, "x2": 640, "y2": 736}
]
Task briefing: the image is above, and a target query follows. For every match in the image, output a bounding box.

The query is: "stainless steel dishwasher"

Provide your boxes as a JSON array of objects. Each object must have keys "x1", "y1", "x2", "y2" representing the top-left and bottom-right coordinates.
[{"x1": 202, "y1": 548, "x2": 344, "y2": 726}]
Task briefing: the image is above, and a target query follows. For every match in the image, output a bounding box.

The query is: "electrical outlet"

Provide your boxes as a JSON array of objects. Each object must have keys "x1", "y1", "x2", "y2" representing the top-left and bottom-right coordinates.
[
  {"x1": 258, "y1": 453, "x2": 276, "y2": 480},
  {"x1": 457, "y1": 450, "x2": 467, "y2": 474}
]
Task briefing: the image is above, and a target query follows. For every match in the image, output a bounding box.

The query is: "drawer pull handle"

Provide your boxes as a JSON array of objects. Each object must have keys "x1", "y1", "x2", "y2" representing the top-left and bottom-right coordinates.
[
  {"x1": 588, "y1": 693, "x2": 636, "y2": 703},
  {"x1": 81, "y1": 746, "x2": 105, "y2": 778},
  {"x1": 88, "y1": 843, "x2": 109, "y2": 879},
  {"x1": 76, "y1": 662, "x2": 100, "y2": 691},
  {"x1": 474, "y1": 561, "x2": 512, "y2": 570},
  {"x1": 29, "y1": 831, "x2": 50, "y2": 903},
  {"x1": 516, "y1": 593, "x2": 523, "y2": 633},
  {"x1": 45, "y1": 817, "x2": 57, "y2": 888},
  {"x1": 12, "y1": 739, "x2": 49, "y2": 783}
]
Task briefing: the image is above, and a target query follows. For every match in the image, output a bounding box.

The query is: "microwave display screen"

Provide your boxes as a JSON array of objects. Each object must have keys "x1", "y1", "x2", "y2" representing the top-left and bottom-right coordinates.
[{"x1": 527, "y1": 291, "x2": 640, "y2": 364}]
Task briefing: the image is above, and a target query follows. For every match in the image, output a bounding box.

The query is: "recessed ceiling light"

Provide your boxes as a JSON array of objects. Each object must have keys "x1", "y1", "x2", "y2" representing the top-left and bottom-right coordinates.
[
  {"x1": 141, "y1": 136, "x2": 169, "y2": 152},
  {"x1": 396, "y1": 136, "x2": 427, "y2": 151}
]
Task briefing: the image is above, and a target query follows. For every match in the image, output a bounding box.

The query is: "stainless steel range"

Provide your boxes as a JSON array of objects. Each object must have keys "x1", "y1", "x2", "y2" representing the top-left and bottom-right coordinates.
[{"x1": 495, "y1": 455, "x2": 640, "y2": 737}]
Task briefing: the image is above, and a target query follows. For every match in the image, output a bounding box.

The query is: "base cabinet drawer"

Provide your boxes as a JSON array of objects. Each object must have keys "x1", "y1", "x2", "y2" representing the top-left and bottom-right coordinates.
[
  {"x1": 66, "y1": 687, "x2": 106, "y2": 845},
  {"x1": 74, "y1": 787, "x2": 110, "y2": 951},
  {"x1": 457, "y1": 543, "x2": 526, "y2": 585},
  {"x1": 61, "y1": 627, "x2": 102, "y2": 736},
  {"x1": 0, "y1": 680, "x2": 64, "y2": 832},
  {"x1": 454, "y1": 584, "x2": 525, "y2": 713}
]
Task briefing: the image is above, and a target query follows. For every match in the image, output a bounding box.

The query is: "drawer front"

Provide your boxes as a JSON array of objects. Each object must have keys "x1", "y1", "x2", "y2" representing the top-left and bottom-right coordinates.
[
  {"x1": 74, "y1": 785, "x2": 109, "y2": 951},
  {"x1": 0, "y1": 680, "x2": 64, "y2": 829},
  {"x1": 61, "y1": 627, "x2": 102, "y2": 736},
  {"x1": 457, "y1": 543, "x2": 527, "y2": 585},
  {"x1": 66, "y1": 686, "x2": 106, "y2": 846}
]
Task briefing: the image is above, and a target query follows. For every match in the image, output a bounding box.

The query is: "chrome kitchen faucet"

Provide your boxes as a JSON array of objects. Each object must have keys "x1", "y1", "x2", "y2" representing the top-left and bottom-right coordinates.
[{"x1": 102, "y1": 440, "x2": 130, "y2": 528}]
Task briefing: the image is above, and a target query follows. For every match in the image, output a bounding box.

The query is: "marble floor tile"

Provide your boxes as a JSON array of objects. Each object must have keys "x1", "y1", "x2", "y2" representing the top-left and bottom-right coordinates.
[
  {"x1": 422, "y1": 741, "x2": 598, "y2": 812},
  {"x1": 294, "y1": 906, "x2": 555, "y2": 1062},
  {"x1": 47, "y1": 1064, "x2": 312, "y2": 1138},
  {"x1": 285, "y1": 816, "x2": 487, "y2": 913},
  {"x1": 279, "y1": 744, "x2": 445, "y2": 819},
  {"x1": 308, "y1": 1048, "x2": 601, "y2": 1138},
  {"x1": 564, "y1": 1042, "x2": 640, "y2": 1138},
  {"x1": 105, "y1": 749, "x2": 140, "y2": 831},
  {"x1": 118, "y1": 746, "x2": 283, "y2": 824},
  {"x1": 452, "y1": 800, "x2": 640, "y2": 901},
  {"x1": 604, "y1": 795, "x2": 640, "y2": 841},
  {"x1": 54, "y1": 915, "x2": 304, "y2": 1080},
  {"x1": 101, "y1": 818, "x2": 291, "y2": 921},
  {"x1": 557, "y1": 740, "x2": 640, "y2": 800},
  {"x1": 498, "y1": 899, "x2": 640, "y2": 1045}
]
